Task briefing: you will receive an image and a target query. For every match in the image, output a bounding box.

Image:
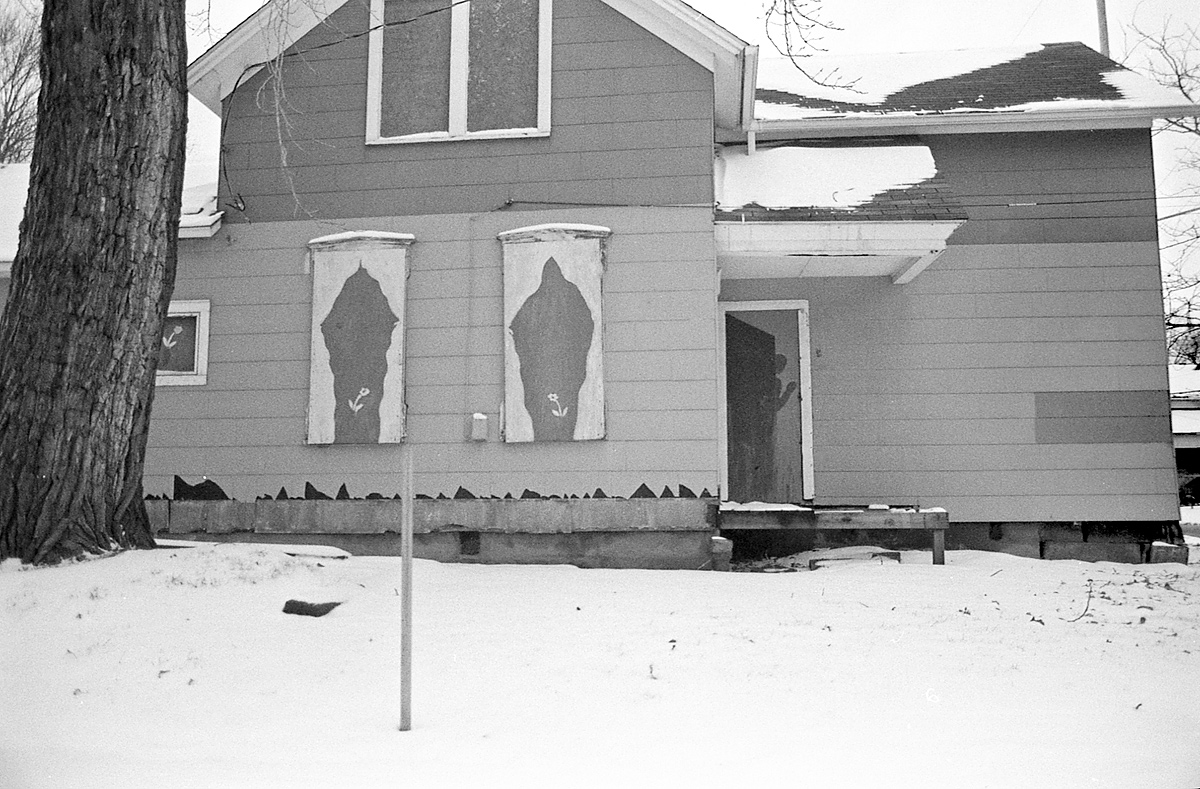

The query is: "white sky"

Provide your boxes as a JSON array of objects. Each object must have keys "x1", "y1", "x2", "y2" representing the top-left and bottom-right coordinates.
[{"x1": 180, "y1": 0, "x2": 1200, "y2": 265}]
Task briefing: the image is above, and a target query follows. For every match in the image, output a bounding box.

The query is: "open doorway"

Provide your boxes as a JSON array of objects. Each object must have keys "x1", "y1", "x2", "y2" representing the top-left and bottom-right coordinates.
[{"x1": 720, "y1": 301, "x2": 813, "y2": 503}]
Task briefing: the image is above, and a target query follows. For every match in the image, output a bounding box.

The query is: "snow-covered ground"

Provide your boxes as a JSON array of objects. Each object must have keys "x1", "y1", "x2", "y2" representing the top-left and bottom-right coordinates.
[{"x1": 3, "y1": 542, "x2": 1198, "y2": 789}]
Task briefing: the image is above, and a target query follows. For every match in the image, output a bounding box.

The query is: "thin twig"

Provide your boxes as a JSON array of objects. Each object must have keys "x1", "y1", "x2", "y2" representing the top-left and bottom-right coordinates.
[{"x1": 1065, "y1": 579, "x2": 1095, "y2": 623}]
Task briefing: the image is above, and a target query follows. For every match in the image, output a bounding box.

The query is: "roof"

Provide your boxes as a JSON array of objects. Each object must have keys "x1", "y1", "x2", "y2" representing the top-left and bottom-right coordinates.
[
  {"x1": 189, "y1": 0, "x2": 1196, "y2": 138},
  {"x1": 746, "y1": 42, "x2": 1199, "y2": 138},
  {"x1": 188, "y1": 0, "x2": 755, "y2": 129}
]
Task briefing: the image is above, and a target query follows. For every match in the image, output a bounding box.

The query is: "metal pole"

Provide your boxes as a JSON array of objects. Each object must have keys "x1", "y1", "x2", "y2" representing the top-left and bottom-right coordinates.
[
  {"x1": 399, "y1": 445, "x2": 414, "y2": 732},
  {"x1": 1095, "y1": 0, "x2": 1110, "y2": 57}
]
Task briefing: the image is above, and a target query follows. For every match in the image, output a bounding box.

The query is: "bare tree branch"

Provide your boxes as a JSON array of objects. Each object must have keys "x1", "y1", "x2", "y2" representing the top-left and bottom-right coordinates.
[
  {"x1": 763, "y1": 0, "x2": 858, "y2": 90},
  {"x1": 0, "y1": 5, "x2": 39, "y2": 163},
  {"x1": 1124, "y1": 19, "x2": 1200, "y2": 363}
]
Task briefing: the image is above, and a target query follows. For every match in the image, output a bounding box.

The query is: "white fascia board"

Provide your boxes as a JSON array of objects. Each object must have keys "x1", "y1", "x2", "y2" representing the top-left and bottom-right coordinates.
[
  {"x1": 740, "y1": 45, "x2": 760, "y2": 130},
  {"x1": 187, "y1": 0, "x2": 346, "y2": 114},
  {"x1": 716, "y1": 220, "x2": 963, "y2": 283},
  {"x1": 719, "y1": 254, "x2": 904, "y2": 280},
  {"x1": 715, "y1": 220, "x2": 962, "y2": 257},
  {"x1": 598, "y1": 0, "x2": 750, "y2": 129},
  {"x1": 735, "y1": 103, "x2": 1200, "y2": 140}
]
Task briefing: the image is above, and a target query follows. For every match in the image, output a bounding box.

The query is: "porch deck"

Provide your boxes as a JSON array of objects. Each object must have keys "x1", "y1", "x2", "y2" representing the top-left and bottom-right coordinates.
[{"x1": 718, "y1": 503, "x2": 949, "y2": 564}]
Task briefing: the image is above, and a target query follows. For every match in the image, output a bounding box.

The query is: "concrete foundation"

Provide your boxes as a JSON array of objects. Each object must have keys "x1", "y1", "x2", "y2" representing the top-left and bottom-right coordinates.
[
  {"x1": 150, "y1": 497, "x2": 718, "y2": 570},
  {"x1": 1042, "y1": 541, "x2": 1145, "y2": 563},
  {"x1": 949, "y1": 521, "x2": 1181, "y2": 564},
  {"x1": 1147, "y1": 542, "x2": 1189, "y2": 564}
]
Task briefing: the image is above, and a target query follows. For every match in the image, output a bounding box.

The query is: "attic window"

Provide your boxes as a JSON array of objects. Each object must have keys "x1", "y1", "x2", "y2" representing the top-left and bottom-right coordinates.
[{"x1": 367, "y1": 0, "x2": 552, "y2": 144}]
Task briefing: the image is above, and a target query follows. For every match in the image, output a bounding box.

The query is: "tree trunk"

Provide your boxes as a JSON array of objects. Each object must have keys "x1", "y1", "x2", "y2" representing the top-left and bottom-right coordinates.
[{"x1": 0, "y1": 0, "x2": 187, "y2": 564}]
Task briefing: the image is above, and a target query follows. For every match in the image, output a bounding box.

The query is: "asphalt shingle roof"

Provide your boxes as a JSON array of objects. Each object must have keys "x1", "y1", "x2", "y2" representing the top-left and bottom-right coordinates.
[{"x1": 760, "y1": 43, "x2": 1124, "y2": 115}]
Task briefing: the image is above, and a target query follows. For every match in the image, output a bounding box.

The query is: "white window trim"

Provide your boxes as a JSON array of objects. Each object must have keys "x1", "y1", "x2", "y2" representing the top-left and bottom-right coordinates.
[
  {"x1": 366, "y1": 0, "x2": 553, "y2": 145},
  {"x1": 156, "y1": 299, "x2": 210, "y2": 387}
]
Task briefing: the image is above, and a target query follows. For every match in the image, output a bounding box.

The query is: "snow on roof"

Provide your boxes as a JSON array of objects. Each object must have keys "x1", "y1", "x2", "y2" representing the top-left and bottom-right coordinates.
[
  {"x1": 307, "y1": 230, "x2": 417, "y2": 247},
  {"x1": 755, "y1": 42, "x2": 1194, "y2": 123},
  {"x1": 720, "y1": 501, "x2": 813, "y2": 512},
  {"x1": 715, "y1": 143, "x2": 937, "y2": 211},
  {"x1": 756, "y1": 45, "x2": 1043, "y2": 110}
]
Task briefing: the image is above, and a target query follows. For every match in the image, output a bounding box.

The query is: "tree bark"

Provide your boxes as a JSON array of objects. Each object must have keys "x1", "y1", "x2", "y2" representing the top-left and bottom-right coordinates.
[{"x1": 0, "y1": 0, "x2": 187, "y2": 563}]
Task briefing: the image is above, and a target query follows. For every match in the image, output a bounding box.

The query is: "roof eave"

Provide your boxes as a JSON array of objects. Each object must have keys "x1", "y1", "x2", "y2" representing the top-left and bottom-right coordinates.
[
  {"x1": 722, "y1": 103, "x2": 1200, "y2": 141},
  {"x1": 598, "y1": 0, "x2": 750, "y2": 127},
  {"x1": 188, "y1": 0, "x2": 757, "y2": 130},
  {"x1": 187, "y1": 0, "x2": 347, "y2": 115}
]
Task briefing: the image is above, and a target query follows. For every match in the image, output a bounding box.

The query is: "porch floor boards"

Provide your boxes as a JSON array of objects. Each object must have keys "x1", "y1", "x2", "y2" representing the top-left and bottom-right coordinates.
[{"x1": 718, "y1": 504, "x2": 948, "y2": 564}]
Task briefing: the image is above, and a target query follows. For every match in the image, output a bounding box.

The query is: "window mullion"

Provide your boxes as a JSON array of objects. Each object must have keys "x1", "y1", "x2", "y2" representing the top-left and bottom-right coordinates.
[{"x1": 448, "y1": 0, "x2": 470, "y2": 135}]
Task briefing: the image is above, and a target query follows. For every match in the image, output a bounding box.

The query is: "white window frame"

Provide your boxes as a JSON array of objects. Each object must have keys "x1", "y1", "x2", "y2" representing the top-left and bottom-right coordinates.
[
  {"x1": 156, "y1": 299, "x2": 211, "y2": 387},
  {"x1": 366, "y1": 0, "x2": 553, "y2": 145}
]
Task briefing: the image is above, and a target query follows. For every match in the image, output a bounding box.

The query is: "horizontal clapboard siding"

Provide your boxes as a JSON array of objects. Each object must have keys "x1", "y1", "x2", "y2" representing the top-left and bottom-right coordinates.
[
  {"x1": 927, "y1": 130, "x2": 1158, "y2": 245},
  {"x1": 217, "y1": 0, "x2": 714, "y2": 223},
  {"x1": 149, "y1": 206, "x2": 720, "y2": 499},
  {"x1": 721, "y1": 239, "x2": 1178, "y2": 523}
]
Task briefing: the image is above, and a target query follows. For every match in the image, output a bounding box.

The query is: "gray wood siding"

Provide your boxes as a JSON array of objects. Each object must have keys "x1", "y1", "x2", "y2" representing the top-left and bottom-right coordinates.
[
  {"x1": 217, "y1": 0, "x2": 714, "y2": 223},
  {"x1": 925, "y1": 130, "x2": 1159, "y2": 245},
  {"x1": 721, "y1": 240, "x2": 1178, "y2": 523},
  {"x1": 148, "y1": 206, "x2": 720, "y2": 500}
]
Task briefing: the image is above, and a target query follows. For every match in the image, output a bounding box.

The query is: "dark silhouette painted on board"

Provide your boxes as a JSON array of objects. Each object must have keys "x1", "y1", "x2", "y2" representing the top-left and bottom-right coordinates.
[
  {"x1": 509, "y1": 257, "x2": 594, "y2": 441},
  {"x1": 321, "y1": 265, "x2": 399, "y2": 444},
  {"x1": 159, "y1": 316, "x2": 197, "y2": 372}
]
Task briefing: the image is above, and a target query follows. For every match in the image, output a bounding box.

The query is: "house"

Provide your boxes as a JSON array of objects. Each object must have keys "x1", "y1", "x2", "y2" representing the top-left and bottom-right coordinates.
[
  {"x1": 3, "y1": 0, "x2": 1198, "y2": 566},
  {"x1": 1169, "y1": 364, "x2": 1200, "y2": 502}
]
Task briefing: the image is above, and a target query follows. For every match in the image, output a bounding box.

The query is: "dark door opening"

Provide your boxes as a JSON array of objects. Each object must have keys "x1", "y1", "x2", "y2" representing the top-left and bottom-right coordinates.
[{"x1": 725, "y1": 309, "x2": 805, "y2": 502}]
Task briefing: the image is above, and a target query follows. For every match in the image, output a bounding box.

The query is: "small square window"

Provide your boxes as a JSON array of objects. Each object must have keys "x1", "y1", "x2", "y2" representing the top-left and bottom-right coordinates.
[
  {"x1": 367, "y1": 0, "x2": 552, "y2": 144},
  {"x1": 157, "y1": 299, "x2": 210, "y2": 386}
]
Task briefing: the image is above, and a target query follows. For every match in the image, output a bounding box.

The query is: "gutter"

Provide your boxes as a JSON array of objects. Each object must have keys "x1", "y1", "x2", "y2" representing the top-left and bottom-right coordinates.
[{"x1": 724, "y1": 103, "x2": 1200, "y2": 141}]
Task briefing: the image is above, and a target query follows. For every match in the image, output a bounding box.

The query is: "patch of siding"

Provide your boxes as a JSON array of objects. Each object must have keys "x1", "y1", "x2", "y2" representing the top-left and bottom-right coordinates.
[
  {"x1": 1034, "y1": 390, "x2": 1171, "y2": 444},
  {"x1": 720, "y1": 238, "x2": 1176, "y2": 523},
  {"x1": 217, "y1": 0, "x2": 715, "y2": 223},
  {"x1": 149, "y1": 207, "x2": 720, "y2": 500}
]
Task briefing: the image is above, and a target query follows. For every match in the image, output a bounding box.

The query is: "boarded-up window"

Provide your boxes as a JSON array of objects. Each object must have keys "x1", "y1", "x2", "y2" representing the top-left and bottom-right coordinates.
[
  {"x1": 380, "y1": 0, "x2": 452, "y2": 137},
  {"x1": 372, "y1": 0, "x2": 550, "y2": 141},
  {"x1": 467, "y1": 0, "x2": 539, "y2": 131},
  {"x1": 500, "y1": 224, "x2": 610, "y2": 442},
  {"x1": 307, "y1": 232, "x2": 413, "y2": 445},
  {"x1": 157, "y1": 300, "x2": 210, "y2": 386}
]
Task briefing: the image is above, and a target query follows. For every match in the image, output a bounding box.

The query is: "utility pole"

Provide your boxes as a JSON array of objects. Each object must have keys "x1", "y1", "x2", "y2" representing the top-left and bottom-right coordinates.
[{"x1": 1096, "y1": 0, "x2": 1110, "y2": 57}]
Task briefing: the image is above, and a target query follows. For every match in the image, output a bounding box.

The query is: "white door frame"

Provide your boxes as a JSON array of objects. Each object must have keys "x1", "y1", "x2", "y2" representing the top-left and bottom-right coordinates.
[{"x1": 717, "y1": 300, "x2": 814, "y2": 501}]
